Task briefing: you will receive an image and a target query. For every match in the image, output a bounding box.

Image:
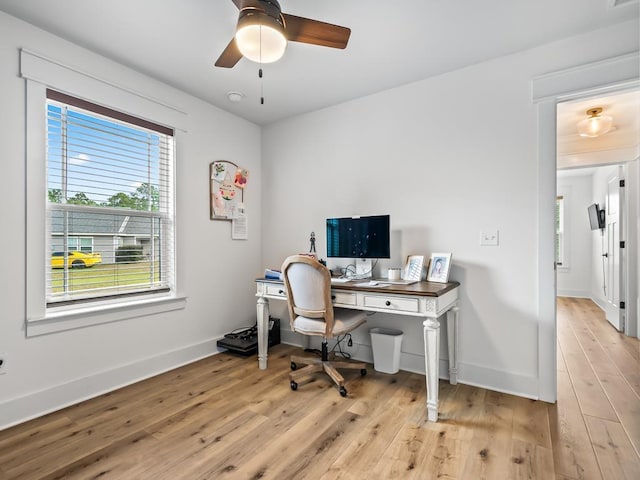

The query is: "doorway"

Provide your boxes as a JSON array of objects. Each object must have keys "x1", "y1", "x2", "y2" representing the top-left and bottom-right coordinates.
[
  {"x1": 556, "y1": 89, "x2": 639, "y2": 336},
  {"x1": 533, "y1": 53, "x2": 639, "y2": 403}
]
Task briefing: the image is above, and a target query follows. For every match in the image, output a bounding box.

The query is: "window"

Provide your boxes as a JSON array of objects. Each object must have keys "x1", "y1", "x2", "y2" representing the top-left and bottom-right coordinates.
[
  {"x1": 46, "y1": 89, "x2": 175, "y2": 306},
  {"x1": 64, "y1": 237, "x2": 93, "y2": 252},
  {"x1": 555, "y1": 196, "x2": 564, "y2": 267}
]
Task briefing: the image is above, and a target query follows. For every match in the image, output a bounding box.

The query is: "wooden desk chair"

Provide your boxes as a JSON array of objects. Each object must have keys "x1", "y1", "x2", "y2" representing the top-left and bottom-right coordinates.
[{"x1": 281, "y1": 255, "x2": 368, "y2": 397}]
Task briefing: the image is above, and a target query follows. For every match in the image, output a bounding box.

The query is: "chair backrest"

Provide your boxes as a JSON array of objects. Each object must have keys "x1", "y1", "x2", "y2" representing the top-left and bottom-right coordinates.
[{"x1": 281, "y1": 255, "x2": 334, "y2": 337}]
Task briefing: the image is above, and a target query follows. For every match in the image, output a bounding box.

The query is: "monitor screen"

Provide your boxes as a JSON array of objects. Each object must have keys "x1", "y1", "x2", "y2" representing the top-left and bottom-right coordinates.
[{"x1": 326, "y1": 215, "x2": 390, "y2": 259}]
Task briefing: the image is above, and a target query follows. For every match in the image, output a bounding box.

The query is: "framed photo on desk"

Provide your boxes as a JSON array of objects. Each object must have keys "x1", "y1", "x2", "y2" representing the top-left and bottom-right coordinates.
[
  {"x1": 427, "y1": 253, "x2": 452, "y2": 283},
  {"x1": 403, "y1": 255, "x2": 425, "y2": 281}
]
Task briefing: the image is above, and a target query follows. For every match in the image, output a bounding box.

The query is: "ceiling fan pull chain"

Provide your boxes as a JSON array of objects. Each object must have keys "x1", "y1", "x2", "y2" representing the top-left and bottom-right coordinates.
[
  {"x1": 259, "y1": 26, "x2": 265, "y2": 104},
  {"x1": 259, "y1": 67, "x2": 264, "y2": 104}
]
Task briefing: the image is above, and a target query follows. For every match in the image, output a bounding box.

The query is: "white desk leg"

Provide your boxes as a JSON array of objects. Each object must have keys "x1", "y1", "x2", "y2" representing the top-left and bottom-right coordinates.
[
  {"x1": 446, "y1": 306, "x2": 459, "y2": 385},
  {"x1": 256, "y1": 296, "x2": 269, "y2": 370},
  {"x1": 423, "y1": 318, "x2": 440, "y2": 422}
]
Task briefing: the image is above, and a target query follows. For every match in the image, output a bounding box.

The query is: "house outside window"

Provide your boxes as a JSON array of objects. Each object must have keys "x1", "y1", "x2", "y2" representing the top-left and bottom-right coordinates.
[{"x1": 46, "y1": 89, "x2": 175, "y2": 306}]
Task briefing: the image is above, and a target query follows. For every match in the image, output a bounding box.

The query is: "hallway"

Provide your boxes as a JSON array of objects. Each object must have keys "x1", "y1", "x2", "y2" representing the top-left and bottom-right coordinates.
[{"x1": 554, "y1": 297, "x2": 640, "y2": 479}]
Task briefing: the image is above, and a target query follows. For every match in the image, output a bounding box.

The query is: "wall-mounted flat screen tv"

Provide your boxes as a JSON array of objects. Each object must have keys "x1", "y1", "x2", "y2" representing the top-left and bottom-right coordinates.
[
  {"x1": 326, "y1": 215, "x2": 390, "y2": 259},
  {"x1": 587, "y1": 203, "x2": 605, "y2": 230}
]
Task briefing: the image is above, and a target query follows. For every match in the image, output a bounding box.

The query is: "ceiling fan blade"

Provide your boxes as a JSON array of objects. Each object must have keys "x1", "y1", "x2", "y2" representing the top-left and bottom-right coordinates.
[
  {"x1": 282, "y1": 13, "x2": 351, "y2": 49},
  {"x1": 214, "y1": 38, "x2": 243, "y2": 68}
]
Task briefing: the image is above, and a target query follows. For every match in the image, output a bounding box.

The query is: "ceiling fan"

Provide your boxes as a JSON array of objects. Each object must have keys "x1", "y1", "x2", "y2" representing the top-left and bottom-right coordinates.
[{"x1": 215, "y1": 0, "x2": 351, "y2": 68}]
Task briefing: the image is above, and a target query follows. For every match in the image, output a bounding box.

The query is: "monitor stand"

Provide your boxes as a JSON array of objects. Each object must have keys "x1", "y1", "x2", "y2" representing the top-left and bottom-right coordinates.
[{"x1": 355, "y1": 258, "x2": 373, "y2": 278}]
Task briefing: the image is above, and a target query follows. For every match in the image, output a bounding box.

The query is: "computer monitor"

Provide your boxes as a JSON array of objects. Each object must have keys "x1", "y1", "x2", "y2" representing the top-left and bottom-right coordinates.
[{"x1": 326, "y1": 215, "x2": 390, "y2": 259}]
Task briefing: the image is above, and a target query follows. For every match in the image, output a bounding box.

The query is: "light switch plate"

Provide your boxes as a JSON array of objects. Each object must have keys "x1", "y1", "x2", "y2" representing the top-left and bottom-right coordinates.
[{"x1": 480, "y1": 230, "x2": 499, "y2": 246}]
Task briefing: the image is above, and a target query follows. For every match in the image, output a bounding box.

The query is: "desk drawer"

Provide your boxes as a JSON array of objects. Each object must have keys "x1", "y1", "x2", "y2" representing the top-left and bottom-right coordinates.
[
  {"x1": 331, "y1": 291, "x2": 356, "y2": 306},
  {"x1": 363, "y1": 295, "x2": 419, "y2": 313},
  {"x1": 265, "y1": 285, "x2": 287, "y2": 298}
]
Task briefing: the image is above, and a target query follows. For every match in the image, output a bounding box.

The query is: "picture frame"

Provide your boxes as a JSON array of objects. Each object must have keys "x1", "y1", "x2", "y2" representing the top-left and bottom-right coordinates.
[
  {"x1": 403, "y1": 255, "x2": 425, "y2": 281},
  {"x1": 426, "y1": 253, "x2": 452, "y2": 283}
]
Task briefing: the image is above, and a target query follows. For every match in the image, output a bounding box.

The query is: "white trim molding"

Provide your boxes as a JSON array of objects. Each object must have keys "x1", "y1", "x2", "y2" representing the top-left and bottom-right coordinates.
[
  {"x1": 532, "y1": 50, "x2": 640, "y2": 403},
  {"x1": 532, "y1": 52, "x2": 640, "y2": 104}
]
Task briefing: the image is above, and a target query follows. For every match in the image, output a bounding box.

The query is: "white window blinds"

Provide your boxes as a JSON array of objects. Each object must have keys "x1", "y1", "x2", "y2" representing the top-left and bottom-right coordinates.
[{"x1": 46, "y1": 89, "x2": 175, "y2": 306}]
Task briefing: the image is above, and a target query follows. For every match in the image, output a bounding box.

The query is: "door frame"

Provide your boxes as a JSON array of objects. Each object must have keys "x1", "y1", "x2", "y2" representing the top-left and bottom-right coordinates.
[{"x1": 532, "y1": 52, "x2": 639, "y2": 403}]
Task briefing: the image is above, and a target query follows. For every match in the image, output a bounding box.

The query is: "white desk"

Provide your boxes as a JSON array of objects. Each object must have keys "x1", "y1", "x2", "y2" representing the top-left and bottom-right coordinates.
[{"x1": 255, "y1": 278, "x2": 460, "y2": 422}]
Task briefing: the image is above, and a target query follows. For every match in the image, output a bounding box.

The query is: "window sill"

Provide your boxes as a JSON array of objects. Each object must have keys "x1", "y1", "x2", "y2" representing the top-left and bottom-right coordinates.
[{"x1": 27, "y1": 294, "x2": 187, "y2": 337}]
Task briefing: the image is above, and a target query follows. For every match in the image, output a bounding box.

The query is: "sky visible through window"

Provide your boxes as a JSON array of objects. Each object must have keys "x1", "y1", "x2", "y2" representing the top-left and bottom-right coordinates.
[{"x1": 47, "y1": 103, "x2": 162, "y2": 210}]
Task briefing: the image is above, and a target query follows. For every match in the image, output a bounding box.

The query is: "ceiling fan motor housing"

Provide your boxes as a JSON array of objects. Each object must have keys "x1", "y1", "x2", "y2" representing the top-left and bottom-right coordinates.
[{"x1": 239, "y1": 0, "x2": 284, "y2": 25}]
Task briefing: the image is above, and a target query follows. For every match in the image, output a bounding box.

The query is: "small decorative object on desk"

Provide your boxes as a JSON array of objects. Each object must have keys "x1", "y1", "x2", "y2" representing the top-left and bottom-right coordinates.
[
  {"x1": 265, "y1": 268, "x2": 282, "y2": 280},
  {"x1": 309, "y1": 231, "x2": 316, "y2": 254},
  {"x1": 426, "y1": 253, "x2": 452, "y2": 283},
  {"x1": 387, "y1": 268, "x2": 401, "y2": 280}
]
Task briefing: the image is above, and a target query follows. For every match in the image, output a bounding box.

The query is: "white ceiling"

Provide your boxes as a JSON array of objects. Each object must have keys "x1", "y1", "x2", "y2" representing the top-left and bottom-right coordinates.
[{"x1": 0, "y1": 0, "x2": 638, "y2": 126}]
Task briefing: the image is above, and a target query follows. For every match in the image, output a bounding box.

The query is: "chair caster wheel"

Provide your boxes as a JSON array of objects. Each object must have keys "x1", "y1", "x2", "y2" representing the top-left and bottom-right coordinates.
[
  {"x1": 339, "y1": 386, "x2": 347, "y2": 397},
  {"x1": 360, "y1": 369, "x2": 367, "y2": 376},
  {"x1": 291, "y1": 362, "x2": 297, "y2": 371},
  {"x1": 290, "y1": 380, "x2": 298, "y2": 391}
]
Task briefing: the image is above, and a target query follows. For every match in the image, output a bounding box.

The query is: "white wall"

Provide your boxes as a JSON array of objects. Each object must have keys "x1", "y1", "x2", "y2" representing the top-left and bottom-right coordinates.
[
  {"x1": 0, "y1": 12, "x2": 262, "y2": 428},
  {"x1": 261, "y1": 20, "x2": 640, "y2": 399},
  {"x1": 557, "y1": 175, "x2": 593, "y2": 297}
]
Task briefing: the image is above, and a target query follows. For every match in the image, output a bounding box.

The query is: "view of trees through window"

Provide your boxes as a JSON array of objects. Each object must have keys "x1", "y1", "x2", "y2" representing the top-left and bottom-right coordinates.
[{"x1": 48, "y1": 182, "x2": 159, "y2": 211}]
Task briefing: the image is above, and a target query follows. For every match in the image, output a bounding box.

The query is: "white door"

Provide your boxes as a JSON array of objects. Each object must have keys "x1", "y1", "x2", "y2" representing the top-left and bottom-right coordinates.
[{"x1": 604, "y1": 170, "x2": 624, "y2": 331}]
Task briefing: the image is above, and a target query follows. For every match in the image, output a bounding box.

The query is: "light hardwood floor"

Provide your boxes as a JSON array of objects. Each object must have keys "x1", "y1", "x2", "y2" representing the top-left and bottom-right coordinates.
[{"x1": 0, "y1": 297, "x2": 638, "y2": 479}]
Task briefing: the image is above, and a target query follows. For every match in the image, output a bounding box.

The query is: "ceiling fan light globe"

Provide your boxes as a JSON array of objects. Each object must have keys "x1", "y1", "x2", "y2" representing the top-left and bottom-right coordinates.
[{"x1": 235, "y1": 15, "x2": 287, "y2": 64}]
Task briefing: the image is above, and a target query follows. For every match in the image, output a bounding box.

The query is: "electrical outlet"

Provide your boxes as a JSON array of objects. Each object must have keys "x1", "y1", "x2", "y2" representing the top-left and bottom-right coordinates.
[{"x1": 0, "y1": 354, "x2": 6, "y2": 375}]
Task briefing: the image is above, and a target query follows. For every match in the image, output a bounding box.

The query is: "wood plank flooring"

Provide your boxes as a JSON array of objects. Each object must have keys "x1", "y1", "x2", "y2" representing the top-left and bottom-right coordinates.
[{"x1": 0, "y1": 297, "x2": 638, "y2": 479}]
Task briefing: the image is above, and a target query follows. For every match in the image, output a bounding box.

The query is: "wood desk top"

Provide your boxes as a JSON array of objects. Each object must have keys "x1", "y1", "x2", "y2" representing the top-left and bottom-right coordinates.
[{"x1": 256, "y1": 278, "x2": 460, "y2": 297}]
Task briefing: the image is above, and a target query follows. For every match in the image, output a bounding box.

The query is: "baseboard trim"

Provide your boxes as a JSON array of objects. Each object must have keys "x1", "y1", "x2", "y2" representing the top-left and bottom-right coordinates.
[
  {"x1": 281, "y1": 340, "x2": 537, "y2": 398},
  {"x1": 590, "y1": 296, "x2": 608, "y2": 312},
  {"x1": 0, "y1": 338, "x2": 224, "y2": 431},
  {"x1": 457, "y1": 362, "x2": 539, "y2": 399},
  {"x1": 557, "y1": 290, "x2": 591, "y2": 298}
]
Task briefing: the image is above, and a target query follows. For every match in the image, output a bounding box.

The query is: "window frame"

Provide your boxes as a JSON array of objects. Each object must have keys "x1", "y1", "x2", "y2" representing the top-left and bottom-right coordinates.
[
  {"x1": 45, "y1": 90, "x2": 175, "y2": 307},
  {"x1": 22, "y1": 50, "x2": 187, "y2": 337}
]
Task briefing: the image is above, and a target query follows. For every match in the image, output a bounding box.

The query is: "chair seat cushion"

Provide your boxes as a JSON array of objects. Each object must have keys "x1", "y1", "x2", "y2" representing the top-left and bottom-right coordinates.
[{"x1": 292, "y1": 308, "x2": 367, "y2": 336}]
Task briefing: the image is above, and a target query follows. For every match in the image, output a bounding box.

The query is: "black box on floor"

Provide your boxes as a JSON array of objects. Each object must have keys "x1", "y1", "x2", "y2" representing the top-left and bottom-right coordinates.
[{"x1": 217, "y1": 317, "x2": 280, "y2": 356}]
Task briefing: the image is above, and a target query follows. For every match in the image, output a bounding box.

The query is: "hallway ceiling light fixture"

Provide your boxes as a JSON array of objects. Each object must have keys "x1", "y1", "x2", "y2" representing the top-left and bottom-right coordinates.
[{"x1": 577, "y1": 107, "x2": 613, "y2": 138}]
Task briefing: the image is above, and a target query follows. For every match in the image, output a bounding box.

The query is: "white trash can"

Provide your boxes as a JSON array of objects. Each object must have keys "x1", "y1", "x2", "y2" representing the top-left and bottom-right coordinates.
[{"x1": 369, "y1": 327, "x2": 403, "y2": 374}]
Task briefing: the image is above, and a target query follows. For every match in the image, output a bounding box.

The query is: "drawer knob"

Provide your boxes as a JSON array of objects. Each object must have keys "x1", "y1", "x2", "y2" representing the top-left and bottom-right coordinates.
[
  {"x1": 385, "y1": 300, "x2": 391, "y2": 306},
  {"x1": 279, "y1": 290, "x2": 284, "y2": 295},
  {"x1": 331, "y1": 295, "x2": 336, "y2": 300}
]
